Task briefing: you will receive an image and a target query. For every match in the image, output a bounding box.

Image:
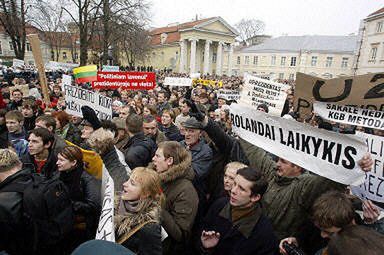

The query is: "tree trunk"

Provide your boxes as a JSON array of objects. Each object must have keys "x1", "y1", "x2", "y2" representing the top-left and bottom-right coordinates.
[{"x1": 102, "y1": 0, "x2": 110, "y2": 65}]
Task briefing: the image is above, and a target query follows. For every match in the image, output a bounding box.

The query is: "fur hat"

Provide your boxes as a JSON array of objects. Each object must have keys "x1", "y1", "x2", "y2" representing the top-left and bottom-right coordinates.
[{"x1": 81, "y1": 105, "x2": 101, "y2": 130}]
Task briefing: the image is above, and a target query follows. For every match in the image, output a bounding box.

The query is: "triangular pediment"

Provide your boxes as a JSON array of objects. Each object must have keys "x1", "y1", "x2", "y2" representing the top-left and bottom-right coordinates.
[{"x1": 195, "y1": 17, "x2": 239, "y2": 36}]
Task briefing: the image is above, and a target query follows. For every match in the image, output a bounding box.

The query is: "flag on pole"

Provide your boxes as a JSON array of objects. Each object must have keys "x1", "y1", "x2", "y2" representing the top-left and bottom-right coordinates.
[{"x1": 73, "y1": 65, "x2": 98, "y2": 84}]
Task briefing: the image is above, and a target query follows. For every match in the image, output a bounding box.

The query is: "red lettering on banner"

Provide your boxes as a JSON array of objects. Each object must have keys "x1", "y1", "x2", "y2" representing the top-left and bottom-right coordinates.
[{"x1": 92, "y1": 72, "x2": 156, "y2": 90}]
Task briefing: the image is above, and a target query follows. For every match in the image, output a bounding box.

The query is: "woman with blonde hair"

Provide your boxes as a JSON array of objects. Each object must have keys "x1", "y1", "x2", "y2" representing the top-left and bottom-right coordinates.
[{"x1": 115, "y1": 167, "x2": 163, "y2": 255}]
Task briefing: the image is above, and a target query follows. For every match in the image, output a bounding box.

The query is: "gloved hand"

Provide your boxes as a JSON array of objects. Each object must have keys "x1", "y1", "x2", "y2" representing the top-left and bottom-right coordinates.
[{"x1": 187, "y1": 100, "x2": 205, "y2": 122}]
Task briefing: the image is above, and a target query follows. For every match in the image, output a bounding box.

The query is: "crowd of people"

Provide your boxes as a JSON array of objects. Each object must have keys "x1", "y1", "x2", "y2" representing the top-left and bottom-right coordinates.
[{"x1": 0, "y1": 68, "x2": 383, "y2": 255}]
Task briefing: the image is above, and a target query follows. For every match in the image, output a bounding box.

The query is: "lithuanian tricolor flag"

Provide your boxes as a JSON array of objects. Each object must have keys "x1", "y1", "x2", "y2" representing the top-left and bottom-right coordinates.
[{"x1": 73, "y1": 65, "x2": 98, "y2": 84}]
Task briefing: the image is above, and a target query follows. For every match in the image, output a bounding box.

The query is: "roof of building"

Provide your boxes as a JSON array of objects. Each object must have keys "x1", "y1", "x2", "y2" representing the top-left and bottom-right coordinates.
[
  {"x1": 149, "y1": 17, "x2": 238, "y2": 46},
  {"x1": 241, "y1": 35, "x2": 357, "y2": 54},
  {"x1": 368, "y1": 7, "x2": 384, "y2": 17}
]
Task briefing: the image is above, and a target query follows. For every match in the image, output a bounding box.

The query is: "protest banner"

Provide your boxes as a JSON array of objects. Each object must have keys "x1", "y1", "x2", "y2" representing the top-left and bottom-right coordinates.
[
  {"x1": 45, "y1": 61, "x2": 79, "y2": 71},
  {"x1": 230, "y1": 103, "x2": 368, "y2": 185},
  {"x1": 190, "y1": 73, "x2": 201, "y2": 79},
  {"x1": 217, "y1": 89, "x2": 241, "y2": 101},
  {"x1": 314, "y1": 102, "x2": 384, "y2": 130},
  {"x1": 102, "y1": 65, "x2": 119, "y2": 72},
  {"x1": 239, "y1": 73, "x2": 289, "y2": 116},
  {"x1": 351, "y1": 132, "x2": 384, "y2": 204},
  {"x1": 12, "y1": 59, "x2": 24, "y2": 68},
  {"x1": 9, "y1": 84, "x2": 30, "y2": 99},
  {"x1": 192, "y1": 79, "x2": 223, "y2": 87},
  {"x1": 27, "y1": 34, "x2": 50, "y2": 104},
  {"x1": 63, "y1": 84, "x2": 112, "y2": 120},
  {"x1": 62, "y1": 74, "x2": 72, "y2": 87},
  {"x1": 95, "y1": 165, "x2": 115, "y2": 242},
  {"x1": 92, "y1": 71, "x2": 156, "y2": 90},
  {"x1": 294, "y1": 72, "x2": 384, "y2": 120},
  {"x1": 164, "y1": 77, "x2": 193, "y2": 87}
]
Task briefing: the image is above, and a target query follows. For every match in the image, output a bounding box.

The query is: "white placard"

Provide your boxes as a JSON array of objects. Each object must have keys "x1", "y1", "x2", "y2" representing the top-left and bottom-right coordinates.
[
  {"x1": 95, "y1": 165, "x2": 115, "y2": 242},
  {"x1": 351, "y1": 132, "x2": 384, "y2": 202},
  {"x1": 164, "y1": 77, "x2": 192, "y2": 87},
  {"x1": 314, "y1": 102, "x2": 384, "y2": 130},
  {"x1": 63, "y1": 84, "x2": 112, "y2": 120},
  {"x1": 62, "y1": 74, "x2": 72, "y2": 86},
  {"x1": 190, "y1": 73, "x2": 201, "y2": 79},
  {"x1": 45, "y1": 61, "x2": 79, "y2": 71},
  {"x1": 217, "y1": 89, "x2": 241, "y2": 101},
  {"x1": 102, "y1": 65, "x2": 120, "y2": 72},
  {"x1": 12, "y1": 59, "x2": 25, "y2": 68},
  {"x1": 230, "y1": 103, "x2": 368, "y2": 185},
  {"x1": 239, "y1": 73, "x2": 290, "y2": 116}
]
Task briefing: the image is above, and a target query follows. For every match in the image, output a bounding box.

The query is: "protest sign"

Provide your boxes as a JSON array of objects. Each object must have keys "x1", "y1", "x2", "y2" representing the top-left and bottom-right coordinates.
[
  {"x1": 27, "y1": 34, "x2": 50, "y2": 104},
  {"x1": 239, "y1": 73, "x2": 289, "y2": 116},
  {"x1": 62, "y1": 74, "x2": 72, "y2": 87},
  {"x1": 92, "y1": 72, "x2": 156, "y2": 90},
  {"x1": 95, "y1": 165, "x2": 115, "y2": 242},
  {"x1": 294, "y1": 72, "x2": 384, "y2": 120},
  {"x1": 9, "y1": 84, "x2": 30, "y2": 99},
  {"x1": 217, "y1": 89, "x2": 241, "y2": 101},
  {"x1": 63, "y1": 84, "x2": 112, "y2": 120},
  {"x1": 351, "y1": 132, "x2": 384, "y2": 203},
  {"x1": 230, "y1": 103, "x2": 368, "y2": 185},
  {"x1": 12, "y1": 59, "x2": 24, "y2": 68},
  {"x1": 164, "y1": 77, "x2": 192, "y2": 87},
  {"x1": 190, "y1": 73, "x2": 201, "y2": 79},
  {"x1": 102, "y1": 65, "x2": 119, "y2": 72},
  {"x1": 314, "y1": 102, "x2": 384, "y2": 130},
  {"x1": 192, "y1": 79, "x2": 223, "y2": 87},
  {"x1": 45, "y1": 61, "x2": 79, "y2": 71}
]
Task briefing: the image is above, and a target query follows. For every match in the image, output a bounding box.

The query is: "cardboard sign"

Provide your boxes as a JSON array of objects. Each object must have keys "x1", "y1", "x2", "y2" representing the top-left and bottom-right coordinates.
[
  {"x1": 217, "y1": 89, "x2": 241, "y2": 101},
  {"x1": 314, "y1": 102, "x2": 384, "y2": 130},
  {"x1": 12, "y1": 59, "x2": 24, "y2": 68},
  {"x1": 239, "y1": 73, "x2": 289, "y2": 116},
  {"x1": 192, "y1": 79, "x2": 223, "y2": 87},
  {"x1": 230, "y1": 103, "x2": 368, "y2": 185},
  {"x1": 164, "y1": 77, "x2": 192, "y2": 87},
  {"x1": 95, "y1": 165, "x2": 115, "y2": 242},
  {"x1": 9, "y1": 84, "x2": 30, "y2": 99},
  {"x1": 92, "y1": 72, "x2": 156, "y2": 90},
  {"x1": 102, "y1": 65, "x2": 119, "y2": 72},
  {"x1": 351, "y1": 132, "x2": 384, "y2": 203},
  {"x1": 63, "y1": 84, "x2": 112, "y2": 120},
  {"x1": 294, "y1": 72, "x2": 384, "y2": 120}
]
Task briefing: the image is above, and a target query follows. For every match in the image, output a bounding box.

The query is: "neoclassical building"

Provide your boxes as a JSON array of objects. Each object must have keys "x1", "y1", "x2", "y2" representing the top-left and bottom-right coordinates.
[
  {"x1": 354, "y1": 7, "x2": 384, "y2": 74},
  {"x1": 146, "y1": 17, "x2": 238, "y2": 75}
]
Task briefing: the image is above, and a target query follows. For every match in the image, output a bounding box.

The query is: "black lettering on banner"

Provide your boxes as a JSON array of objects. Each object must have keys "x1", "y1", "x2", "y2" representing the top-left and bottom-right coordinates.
[
  {"x1": 364, "y1": 83, "x2": 384, "y2": 99},
  {"x1": 321, "y1": 140, "x2": 335, "y2": 163},
  {"x1": 301, "y1": 134, "x2": 311, "y2": 154},
  {"x1": 368, "y1": 174, "x2": 375, "y2": 195},
  {"x1": 342, "y1": 146, "x2": 357, "y2": 169},
  {"x1": 313, "y1": 79, "x2": 352, "y2": 102},
  {"x1": 297, "y1": 98, "x2": 310, "y2": 113},
  {"x1": 376, "y1": 177, "x2": 384, "y2": 198},
  {"x1": 312, "y1": 137, "x2": 323, "y2": 157},
  {"x1": 369, "y1": 73, "x2": 384, "y2": 83}
]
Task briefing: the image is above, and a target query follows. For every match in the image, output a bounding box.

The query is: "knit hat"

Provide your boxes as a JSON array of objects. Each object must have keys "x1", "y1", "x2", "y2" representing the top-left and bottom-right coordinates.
[
  {"x1": 0, "y1": 149, "x2": 21, "y2": 172},
  {"x1": 81, "y1": 105, "x2": 101, "y2": 130}
]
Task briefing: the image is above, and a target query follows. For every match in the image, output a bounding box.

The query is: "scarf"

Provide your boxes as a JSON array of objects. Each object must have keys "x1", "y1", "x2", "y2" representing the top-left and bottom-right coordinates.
[{"x1": 231, "y1": 204, "x2": 258, "y2": 223}]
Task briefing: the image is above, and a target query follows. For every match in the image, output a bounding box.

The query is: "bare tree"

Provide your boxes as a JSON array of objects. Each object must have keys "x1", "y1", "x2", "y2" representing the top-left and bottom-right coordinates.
[
  {"x1": 0, "y1": 0, "x2": 29, "y2": 60},
  {"x1": 118, "y1": 25, "x2": 150, "y2": 66},
  {"x1": 235, "y1": 18, "x2": 265, "y2": 45}
]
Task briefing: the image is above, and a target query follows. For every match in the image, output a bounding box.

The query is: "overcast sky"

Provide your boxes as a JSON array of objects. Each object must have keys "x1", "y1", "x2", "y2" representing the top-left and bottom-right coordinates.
[{"x1": 149, "y1": 0, "x2": 384, "y2": 36}]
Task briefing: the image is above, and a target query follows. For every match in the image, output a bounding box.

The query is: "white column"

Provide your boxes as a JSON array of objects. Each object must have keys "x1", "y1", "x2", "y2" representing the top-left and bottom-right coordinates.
[
  {"x1": 203, "y1": 40, "x2": 212, "y2": 74},
  {"x1": 179, "y1": 39, "x2": 187, "y2": 73},
  {"x1": 228, "y1": 43, "x2": 234, "y2": 76},
  {"x1": 216, "y1": 41, "x2": 223, "y2": 75},
  {"x1": 189, "y1": 38, "x2": 197, "y2": 74}
]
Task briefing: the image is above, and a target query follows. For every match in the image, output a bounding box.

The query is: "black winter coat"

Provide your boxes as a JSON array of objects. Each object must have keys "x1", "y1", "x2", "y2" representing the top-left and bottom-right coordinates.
[
  {"x1": 159, "y1": 123, "x2": 183, "y2": 142},
  {"x1": 0, "y1": 169, "x2": 34, "y2": 255},
  {"x1": 121, "y1": 223, "x2": 162, "y2": 255},
  {"x1": 21, "y1": 150, "x2": 58, "y2": 178},
  {"x1": 122, "y1": 132, "x2": 156, "y2": 170},
  {"x1": 101, "y1": 147, "x2": 129, "y2": 192},
  {"x1": 199, "y1": 197, "x2": 278, "y2": 255}
]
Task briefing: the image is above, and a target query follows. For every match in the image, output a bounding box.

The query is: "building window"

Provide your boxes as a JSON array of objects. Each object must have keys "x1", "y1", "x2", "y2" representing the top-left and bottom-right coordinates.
[
  {"x1": 341, "y1": 57, "x2": 348, "y2": 68},
  {"x1": 369, "y1": 46, "x2": 378, "y2": 62},
  {"x1": 325, "y1": 57, "x2": 333, "y2": 67},
  {"x1": 278, "y1": 73, "x2": 284, "y2": 79},
  {"x1": 253, "y1": 56, "x2": 258, "y2": 66},
  {"x1": 212, "y1": 53, "x2": 217, "y2": 63},
  {"x1": 9, "y1": 41, "x2": 14, "y2": 51},
  {"x1": 280, "y1": 56, "x2": 286, "y2": 66},
  {"x1": 63, "y1": 51, "x2": 67, "y2": 59},
  {"x1": 311, "y1": 56, "x2": 317, "y2": 66},
  {"x1": 26, "y1": 42, "x2": 32, "y2": 52},
  {"x1": 376, "y1": 21, "x2": 383, "y2": 33},
  {"x1": 289, "y1": 73, "x2": 295, "y2": 80},
  {"x1": 237, "y1": 56, "x2": 241, "y2": 65},
  {"x1": 290, "y1": 57, "x2": 296, "y2": 66},
  {"x1": 244, "y1": 56, "x2": 250, "y2": 65},
  {"x1": 271, "y1": 55, "x2": 276, "y2": 65}
]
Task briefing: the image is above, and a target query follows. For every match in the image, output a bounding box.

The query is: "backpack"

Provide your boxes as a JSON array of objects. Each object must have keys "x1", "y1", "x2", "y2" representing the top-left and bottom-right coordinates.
[{"x1": 1, "y1": 173, "x2": 74, "y2": 251}]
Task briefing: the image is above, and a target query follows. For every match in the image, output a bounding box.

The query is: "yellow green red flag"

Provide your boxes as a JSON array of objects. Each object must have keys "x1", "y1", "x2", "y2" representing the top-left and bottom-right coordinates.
[{"x1": 73, "y1": 65, "x2": 98, "y2": 84}]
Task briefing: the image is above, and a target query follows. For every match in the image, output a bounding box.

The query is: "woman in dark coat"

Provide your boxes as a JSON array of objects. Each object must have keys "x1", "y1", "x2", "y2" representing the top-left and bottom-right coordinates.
[
  {"x1": 56, "y1": 145, "x2": 101, "y2": 252},
  {"x1": 52, "y1": 111, "x2": 82, "y2": 145},
  {"x1": 115, "y1": 167, "x2": 163, "y2": 255}
]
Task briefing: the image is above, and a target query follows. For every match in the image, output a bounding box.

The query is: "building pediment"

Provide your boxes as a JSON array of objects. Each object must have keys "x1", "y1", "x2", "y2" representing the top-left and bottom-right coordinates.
[{"x1": 180, "y1": 17, "x2": 239, "y2": 37}]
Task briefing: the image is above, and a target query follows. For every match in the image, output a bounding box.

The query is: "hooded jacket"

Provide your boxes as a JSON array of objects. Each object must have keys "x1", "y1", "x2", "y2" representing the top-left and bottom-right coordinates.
[{"x1": 122, "y1": 132, "x2": 156, "y2": 169}]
